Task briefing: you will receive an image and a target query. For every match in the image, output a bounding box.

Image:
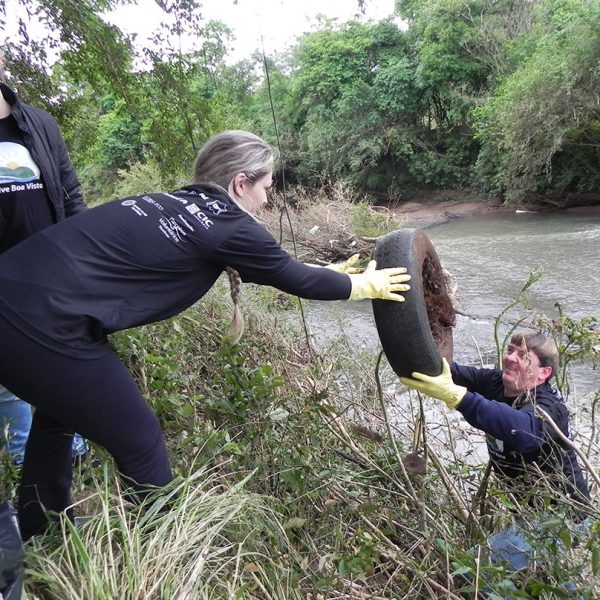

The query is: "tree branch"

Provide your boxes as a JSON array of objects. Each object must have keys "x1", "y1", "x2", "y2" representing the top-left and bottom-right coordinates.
[{"x1": 536, "y1": 406, "x2": 600, "y2": 490}]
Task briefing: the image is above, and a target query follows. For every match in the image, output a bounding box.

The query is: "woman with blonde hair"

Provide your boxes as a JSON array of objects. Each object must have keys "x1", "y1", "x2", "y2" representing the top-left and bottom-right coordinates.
[{"x1": 0, "y1": 129, "x2": 411, "y2": 540}]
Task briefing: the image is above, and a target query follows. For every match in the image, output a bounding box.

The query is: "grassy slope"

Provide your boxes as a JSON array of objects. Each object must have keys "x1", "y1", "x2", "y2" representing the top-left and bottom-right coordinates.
[{"x1": 3, "y1": 196, "x2": 598, "y2": 599}]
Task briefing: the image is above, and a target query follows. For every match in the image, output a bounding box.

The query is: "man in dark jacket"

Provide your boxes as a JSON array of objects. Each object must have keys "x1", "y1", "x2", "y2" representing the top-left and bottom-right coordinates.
[
  {"x1": 0, "y1": 70, "x2": 87, "y2": 464},
  {"x1": 401, "y1": 331, "x2": 589, "y2": 509},
  {"x1": 401, "y1": 331, "x2": 591, "y2": 589}
]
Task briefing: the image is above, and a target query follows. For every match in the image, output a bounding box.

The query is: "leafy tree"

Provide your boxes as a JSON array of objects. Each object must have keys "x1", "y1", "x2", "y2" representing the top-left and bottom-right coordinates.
[
  {"x1": 283, "y1": 8, "x2": 509, "y2": 193},
  {"x1": 3, "y1": 0, "x2": 599, "y2": 205},
  {"x1": 281, "y1": 19, "x2": 429, "y2": 192},
  {"x1": 66, "y1": 92, "x2": 146, "y2": 200},
  {"x1": 474, "y1": 0, "x2": 600, "y2": 202},
  {"x1": 392, "y1": 0, "x2": 530, "y2": 189},
  {"x1": 4, "y1": 0, "x2": 135, "y2": 101}
]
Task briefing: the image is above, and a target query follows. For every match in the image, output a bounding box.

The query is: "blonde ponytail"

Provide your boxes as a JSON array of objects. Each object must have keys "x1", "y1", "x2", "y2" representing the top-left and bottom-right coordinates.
[{"x1": 225, "y1": 267, "x2": 244, "y2": 344}]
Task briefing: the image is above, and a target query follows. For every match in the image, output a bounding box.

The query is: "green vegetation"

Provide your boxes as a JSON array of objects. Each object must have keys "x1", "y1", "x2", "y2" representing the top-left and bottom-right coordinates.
[
  {"x1": 2, "y1": 1, "x2": 600, "y2": 597},
  {"x1": 27, "y1": 467, "x2": 298, "y2": 599},
  {"x1": 4, "y1": 0, "x2": 600, "y2": 206},
  {"x1": 350, "y1": 202, "x2": 395, "y2": 238},
  {"x1": 1, "y1": 270, "x2": 598, "y2": 599}
]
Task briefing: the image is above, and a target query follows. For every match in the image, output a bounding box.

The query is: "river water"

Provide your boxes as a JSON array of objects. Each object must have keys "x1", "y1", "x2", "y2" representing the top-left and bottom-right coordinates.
[
  {"x1": 426, "y1": 210, "x2": 600, "y2": 398},
  {"x1": 305, "y1": 210, "x2": 600, "y2": 457}
]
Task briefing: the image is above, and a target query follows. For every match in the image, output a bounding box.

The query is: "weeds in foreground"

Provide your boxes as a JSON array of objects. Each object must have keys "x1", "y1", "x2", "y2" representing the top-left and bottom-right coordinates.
[{"x1": 26, "y1": 465, "x2": 298, "y2": 600}]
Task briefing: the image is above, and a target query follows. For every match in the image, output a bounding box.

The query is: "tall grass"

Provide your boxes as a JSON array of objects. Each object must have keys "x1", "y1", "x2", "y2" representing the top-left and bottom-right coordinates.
[{"x1": 25, "y1": 464, "x2": 298, "y2": 599}]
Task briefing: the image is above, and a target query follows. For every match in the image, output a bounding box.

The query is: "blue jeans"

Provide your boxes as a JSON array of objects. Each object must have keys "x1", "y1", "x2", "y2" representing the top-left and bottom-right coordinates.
[
  {"x1": 0, "y1": 384, "x2": 87, "y2": 465},
  {"x1": 487, "y1": 524, "x2": 533, "y2": 570},
  {"x1": 0, "y1": 385, "x2": 32, "y2": 464},
  {"x1": 479, "y1": 520, "x2": 590, "y2": 599}
]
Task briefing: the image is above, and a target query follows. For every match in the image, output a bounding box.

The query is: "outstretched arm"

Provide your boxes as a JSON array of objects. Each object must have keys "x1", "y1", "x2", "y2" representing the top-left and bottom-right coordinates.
[
  {"x1": 457, "y1": 392, "x2": 544, "y2": 453},
  {"x1": 401, "y1": 358, "x2": 545, "y2": 453},
  {"x1": 220, "y1": 221, "x2": 410, "y2": 302}
]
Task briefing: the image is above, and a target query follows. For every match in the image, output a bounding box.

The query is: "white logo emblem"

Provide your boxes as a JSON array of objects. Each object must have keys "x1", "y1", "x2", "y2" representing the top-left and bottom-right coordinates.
[
  {"x1": 206, "y1": 200, "x2": 227, "y2": 215},
  {"x1": 185, "y1": 203, "x2": 213, "y2": 229},
  {"x1": 185, "y1": 204, "x2": 201, "y2": 215},
  {"x1": 122, "y1": 199, "x2": 136, "y2": 206}
]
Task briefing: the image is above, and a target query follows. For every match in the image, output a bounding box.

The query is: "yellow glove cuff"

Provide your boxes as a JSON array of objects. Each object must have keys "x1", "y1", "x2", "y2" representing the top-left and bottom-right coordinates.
[
  {"x1": 441, "y1": 385, "x2": 467, "y2": 409},
  {"x1": 399, "y1": 358, "x2": 466, "y2": 409}
]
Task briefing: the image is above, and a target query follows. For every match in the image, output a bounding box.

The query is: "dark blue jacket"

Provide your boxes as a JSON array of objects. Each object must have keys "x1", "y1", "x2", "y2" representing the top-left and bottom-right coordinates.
[
  {"x1": 0, "y1": 83, "x2": 86, "y2": 221},
  {"x1": 451, "y1": 362, "x2": 590, "y2": 510}
]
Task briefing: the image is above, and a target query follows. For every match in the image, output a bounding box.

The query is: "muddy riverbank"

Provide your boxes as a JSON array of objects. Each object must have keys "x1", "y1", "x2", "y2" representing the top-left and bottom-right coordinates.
[
  {"x1": 389, "y1": 198, "x2": 600, "y2": 230},
  {"x1": 390, "y1": 198, "x2": 510, "y2": 229}
]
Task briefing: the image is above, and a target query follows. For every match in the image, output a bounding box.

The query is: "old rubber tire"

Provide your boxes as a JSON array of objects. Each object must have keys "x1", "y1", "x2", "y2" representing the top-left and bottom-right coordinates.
[{"x1": 372, "y1": 229, "x2": 455, "y2": 378}]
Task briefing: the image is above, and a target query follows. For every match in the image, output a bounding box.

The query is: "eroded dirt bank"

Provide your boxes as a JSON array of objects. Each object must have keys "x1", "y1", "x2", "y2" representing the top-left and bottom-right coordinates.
[
  {"x1": 389, "y1": 199, "x2": 510, "y2": 229},
  {"x1": 389, "y1": 197, "x2": 600, "y2": 230}
]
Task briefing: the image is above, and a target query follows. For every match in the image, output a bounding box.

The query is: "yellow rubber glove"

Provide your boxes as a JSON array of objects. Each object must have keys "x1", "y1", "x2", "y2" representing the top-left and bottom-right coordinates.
[
  {"x1": 399, "y1": 358, "x2": 467, "y2": 409},
  {"x1": 325, "y1": 253, "x2": 362, "y2": 274},
  {"x1": 348, "y1": 260, "x2": 411, "y2": 302}
]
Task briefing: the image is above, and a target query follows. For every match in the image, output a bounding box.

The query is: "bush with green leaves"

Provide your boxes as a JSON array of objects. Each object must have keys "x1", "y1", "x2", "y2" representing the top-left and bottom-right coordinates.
[
  {"x1": 350, "y1": 202, "x2": 395, "y2": 238},
  {"x1": 7, "y1": 272, "x2": 597, "y2": 599},
  {"x1": 473, "y1": 0, "x2": 600, "y2": 202}
]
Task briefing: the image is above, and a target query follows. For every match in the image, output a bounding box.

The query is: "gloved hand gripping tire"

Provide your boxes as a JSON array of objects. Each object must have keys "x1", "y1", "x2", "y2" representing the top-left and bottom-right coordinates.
[
  {"x1": 325, "y1": 253, "x2": 362, "y2": 274},
  {"x1": 400, "y1": 358, "x2": 467, "y2": 409},
  {"x1": 348, "y1": 260, "x2": 411, "y2": 303}
]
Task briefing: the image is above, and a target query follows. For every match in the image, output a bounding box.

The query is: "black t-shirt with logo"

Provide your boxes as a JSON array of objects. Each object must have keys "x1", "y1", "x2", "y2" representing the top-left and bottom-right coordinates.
[
  {"x1": 0, "y1": 113, "x2": 54, "y2": 253},
  {"x1": 0, "y1": 186, "x2": 351, "y2": 358}
]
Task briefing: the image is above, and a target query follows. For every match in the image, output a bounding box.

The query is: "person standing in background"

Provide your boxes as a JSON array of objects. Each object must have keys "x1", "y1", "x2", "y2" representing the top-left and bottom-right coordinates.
[{"x1": 0, "y1": 52, "x2": 88, "y2": 464}]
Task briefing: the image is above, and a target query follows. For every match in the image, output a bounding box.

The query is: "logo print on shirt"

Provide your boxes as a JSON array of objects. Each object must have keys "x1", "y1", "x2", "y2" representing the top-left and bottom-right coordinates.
[
  {"x1": 122, "y1": 198, "x2": 148, "y2": 216},
  {"x1": 0, "y1": 142, "x2": 40, "y2": 183},
  {"x1": 206, "y1": 199, "x2": 227, "y2": 215},
  {"x1": 162, "y1": 192, "x2": 188, "y2": 204},
  {"x1": 142, "y1": 196, "x2": 164, "y2": 210},
  {"x1": 159, "y1": 216, "x2": 186, "y2": 242},
  {"x1": 486, "y1": 434, "x2": 505, "y2": 459},
  {"x1": 185, "y1": 203, "x2": 214, "y2": 229}
]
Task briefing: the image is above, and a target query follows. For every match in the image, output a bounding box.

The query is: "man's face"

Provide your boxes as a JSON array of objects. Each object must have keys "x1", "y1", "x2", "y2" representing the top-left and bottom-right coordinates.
[{"x1": 501, "y1": 342, "x2": 551, "y2": 396}]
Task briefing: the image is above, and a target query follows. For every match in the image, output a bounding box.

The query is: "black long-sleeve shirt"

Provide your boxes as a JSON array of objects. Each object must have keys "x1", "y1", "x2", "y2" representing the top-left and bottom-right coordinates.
[{"x1": 0, "y1": 186, "x2": 351, "y2": 358}]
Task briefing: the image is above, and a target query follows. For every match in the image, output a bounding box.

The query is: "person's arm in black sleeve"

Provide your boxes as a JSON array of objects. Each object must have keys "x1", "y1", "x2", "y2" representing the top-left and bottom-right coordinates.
[
  {"x1": 51, "y1": 117, "x2": 86, "y2": 216},
  {"x1": 216, "y1": 219, "x2": 352, "y2": 300},
  {"x1": 260, "y1": 258, "x2": 352, "y2": 299}
]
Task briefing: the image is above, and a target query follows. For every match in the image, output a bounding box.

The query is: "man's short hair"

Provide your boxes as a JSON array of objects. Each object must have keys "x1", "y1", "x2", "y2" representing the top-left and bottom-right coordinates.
[{"x1": 510, "y1": 331, "x2": 558, "y2": 382}]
